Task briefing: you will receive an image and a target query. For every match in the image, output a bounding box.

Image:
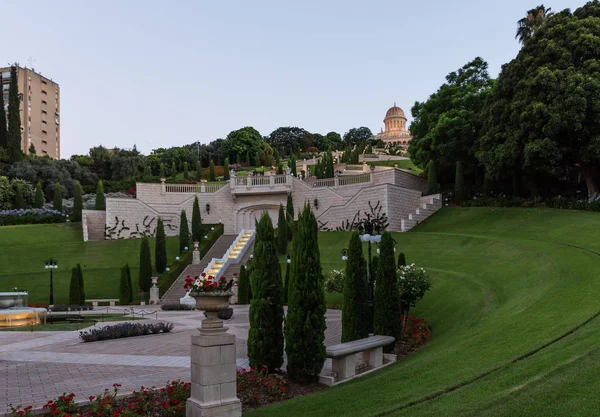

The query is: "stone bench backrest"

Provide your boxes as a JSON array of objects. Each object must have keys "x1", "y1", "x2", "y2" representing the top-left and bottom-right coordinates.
[{"x1": 326, "y1": 335, "x2": 395, "y2": 357}]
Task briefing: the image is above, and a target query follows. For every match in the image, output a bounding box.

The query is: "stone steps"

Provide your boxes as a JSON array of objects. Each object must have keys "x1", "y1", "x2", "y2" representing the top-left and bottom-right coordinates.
[
  {"x1": 401, "y1": 194, "x2": 442, "y2": 232},
  {"x1": 159, "y1": 235, "x2": 237, "y2": 305}
]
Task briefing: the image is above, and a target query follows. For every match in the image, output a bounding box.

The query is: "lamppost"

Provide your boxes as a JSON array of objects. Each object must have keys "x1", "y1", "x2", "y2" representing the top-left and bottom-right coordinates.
[
  {"x1": 340, "y1": 217, "x2": 385, "y2": 334},
  {"x1": 44, "y1": 258, "x2": 58, "y2": 306}
]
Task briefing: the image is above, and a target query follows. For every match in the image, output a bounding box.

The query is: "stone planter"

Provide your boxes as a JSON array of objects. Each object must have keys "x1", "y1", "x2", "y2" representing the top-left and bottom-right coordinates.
[{"x1": 190, "y1": 291, "x2": 233, "y2": 335}]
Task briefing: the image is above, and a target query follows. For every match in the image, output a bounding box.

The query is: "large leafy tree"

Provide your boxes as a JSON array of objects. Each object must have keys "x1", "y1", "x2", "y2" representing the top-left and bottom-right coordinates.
[
  {"x1": 343, "y1": 127, "x2": 373, "y2": 144},
  {"x1": 224, "y1": 127, "x2": 263, "y2": 162},
  {"x1": 267, "y1": 127, "x2": 312, "y2": 155},
  {"x1": 248, "y1": 213, "x2": 285, "y2": 372},
  {"x1": 285, "y1": 204, "x2": 327, "y2": 382},
  {"x1": 516, "y1": 4, "x2": 554, "y2": 45},
  {"x1": 409, "y1": 57, "x2": 494, "y2": 185},
  {"x1": 479, "y1": 3, "x2": 600, "y2": 198}
]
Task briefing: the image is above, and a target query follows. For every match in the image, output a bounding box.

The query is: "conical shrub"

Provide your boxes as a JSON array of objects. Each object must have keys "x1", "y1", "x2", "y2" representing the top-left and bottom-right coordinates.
[{"x1": 342, "y1": 231, "x2": 370, "y2": 343}]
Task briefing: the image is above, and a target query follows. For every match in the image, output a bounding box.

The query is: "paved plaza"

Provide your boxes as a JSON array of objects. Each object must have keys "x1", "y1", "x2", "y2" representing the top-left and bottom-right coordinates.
[{"x1": 0, "y1": 306, "x2": 342, "y2": 415}]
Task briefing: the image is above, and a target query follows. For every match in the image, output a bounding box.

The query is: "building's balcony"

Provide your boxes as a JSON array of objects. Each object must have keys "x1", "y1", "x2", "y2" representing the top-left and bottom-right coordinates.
[{"x1": 230, "y1": 174, "x2": 292, "y2": 195}]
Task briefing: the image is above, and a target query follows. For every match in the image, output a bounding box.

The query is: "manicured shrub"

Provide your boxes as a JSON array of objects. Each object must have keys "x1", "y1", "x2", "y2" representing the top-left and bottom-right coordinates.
[
  {"x1": 79, "y1": 322, "x2": 173, "y2": 342},
  {"x1": 324, "y1": 269, "x2": 344, "y2": 293},
  {"x1": 426, "y1": 160, "x2": 439, "y2": 195},
  {"x1": 72, "y1": 181, "x2": 83, "y2": 222},
  {"x1": 286, "y1": 193, "x2": 294, "y2": 241},
  {"x1": 95, "y1": 180, "x2": 106, "y2": 210},
  {"x1": 277, "y1": 204, "x2": 288, "y2": 254},
  {"x1": 77, "y1": 263, "x2": 85, "y2": 304},
  {"x1": 398, "y1": 252, "x2": 406, "y2": 267},
  {"x1": 119, "y1": 265, "x2": 131, "y2": 305},
  {"x1": 374, "y1": 232, "x2": 401, "y2": 344},
  {"x1": 285, "y1": 204, "x2": 326, "y2": 382},
  {"x1": 454, "y1": 161, "x2": 466, "y2": 204},
  {"x1": 34, "y1": 181, "x2": 44, "y2": 208},
  {"x1": 209, "y1": 160, "x2": 216, "y2": 181},
  {"x1": 183, "y1": 161, "x2": 189, "y2": 179},
  {"x1": 237, "y1": 265, "x2": 251, "y2": 305},
  {"x1": 125, "y1": 263, "x2": 133, "y2": 303},
  {"x1": 13, "y1": 183, "x2": 24, "y2": 209},
  {"x1": 139, "y1": 236, "x2": 153, "y2": 293},
  {"x1": 342, "y1": 231, "x2": 370, "y2": 343},
  {"x1": 248, "y1": 213, "x2": 285, "y2": 372},
  {"x1": 224, "y1": 158, "x2": 230, "y2": 181},
  {"x1": 397, "y1": 264, "x2": 432, "y2": 333},
  {"x1": 161, "y1": 303, "x2": 195, "y2": 311},
  {"x1": 179, "y1": 209, "x2": 190, "y2": 254},
  {"x1": 283, "y1": 256, "x2": 290, "y2": 304},
  {"x1": 53, "y1": 182, "x2": 63, "y2": 212},
  {"x1": 69, "y1": 266, "x2": 81, "y2": 306},
  {"x1": 155, "y1": 218, "x2": 167, "y2": 273},
  {"x1": 0, "y1": 208, "x2": 66, "y2": 226},
  {"x1": 192, "y1": 196, "x2": 202, "y2": 243}
]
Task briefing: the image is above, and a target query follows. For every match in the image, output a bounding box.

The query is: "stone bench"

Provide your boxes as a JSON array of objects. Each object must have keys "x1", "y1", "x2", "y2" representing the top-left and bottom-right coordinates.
[
  {"x1": 85, "y1": 299, "x2": 119, "y2": 307},
  {"x1": 321, "y1": 335, "x2": 396, "y2": 386}
]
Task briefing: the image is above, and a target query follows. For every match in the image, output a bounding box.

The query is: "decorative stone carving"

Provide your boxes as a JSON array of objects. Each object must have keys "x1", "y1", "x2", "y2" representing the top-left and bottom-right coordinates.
[{"x1": 192, "y1": 242, "x2": 201, "y2": 265}]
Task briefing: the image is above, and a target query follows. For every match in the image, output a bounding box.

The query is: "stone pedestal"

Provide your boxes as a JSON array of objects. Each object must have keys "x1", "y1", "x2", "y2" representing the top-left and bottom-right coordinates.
[
  {"x1": 186, "y1": 312, "x2": 241, "y2": 417},
  {"x1": 149, "y1": 277, "x2": 159, "y2": 305},
  {"x1": 193, "y1": 242, "x2": 201, "y2": 265}
]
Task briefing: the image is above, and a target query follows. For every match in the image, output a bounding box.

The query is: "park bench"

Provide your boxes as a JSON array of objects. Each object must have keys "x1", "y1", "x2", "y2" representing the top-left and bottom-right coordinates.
[
  {"x1": 85, "y1": 299, "x2": 119, "y2": 307},
  {"x1": 320, "y1": 335, "x2": 396, "y2": 386}
]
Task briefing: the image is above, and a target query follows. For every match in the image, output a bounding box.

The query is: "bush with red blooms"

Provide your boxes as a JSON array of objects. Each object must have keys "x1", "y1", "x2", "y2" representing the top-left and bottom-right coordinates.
[
  {"x1": 183, "y1": 272, "x2": 233, "y2": 293},
  {"x1": 126, "y1": 187, "x2": 136, "y2": 197},
  {"x1": 395, "y1": 315, "x2": 432, "y2": 356},
  {"x1": 237, "y1": 365, "x2": 288, "y2": 410}
]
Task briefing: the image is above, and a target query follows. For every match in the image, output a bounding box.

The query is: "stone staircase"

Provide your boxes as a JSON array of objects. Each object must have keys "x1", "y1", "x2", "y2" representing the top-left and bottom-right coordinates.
[
  {"x1": 400, "y1": 194, "x2": 442, "y2": 232},
  {"x1": 159, "y1": 234, "x2": 237, "y2": 305}
]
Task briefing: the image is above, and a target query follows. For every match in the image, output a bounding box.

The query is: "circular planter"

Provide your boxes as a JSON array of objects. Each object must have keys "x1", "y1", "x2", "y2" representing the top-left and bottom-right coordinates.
[{"x1": 190, "y1": 291, "x2": 233, "y2": 335}]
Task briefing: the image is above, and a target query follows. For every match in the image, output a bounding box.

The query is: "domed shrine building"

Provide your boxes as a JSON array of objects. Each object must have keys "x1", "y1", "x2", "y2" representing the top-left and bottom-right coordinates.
[{"x1": 376, "y1": 103, "x2": 412, "y2": 145}]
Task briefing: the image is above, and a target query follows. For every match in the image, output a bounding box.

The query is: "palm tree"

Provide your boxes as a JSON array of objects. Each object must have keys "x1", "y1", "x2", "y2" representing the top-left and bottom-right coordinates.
[{"x1": 516, "y1": 5, "x2": 554, "y2": 44}]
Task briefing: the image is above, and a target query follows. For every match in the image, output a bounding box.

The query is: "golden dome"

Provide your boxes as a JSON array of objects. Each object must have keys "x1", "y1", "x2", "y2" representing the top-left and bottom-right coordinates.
[{"x1": 385, "y1": 103, "x2": 405, "y2": 118}]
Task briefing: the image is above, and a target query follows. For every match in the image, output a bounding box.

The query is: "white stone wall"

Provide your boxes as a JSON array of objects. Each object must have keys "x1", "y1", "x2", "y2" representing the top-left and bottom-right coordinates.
[{"x1": 102, "y1": 170, "x2": 432, "y2": 239}]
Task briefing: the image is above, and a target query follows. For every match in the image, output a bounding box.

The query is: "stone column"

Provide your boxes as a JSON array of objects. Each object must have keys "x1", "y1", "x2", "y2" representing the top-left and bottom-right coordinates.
[
  {"x1": 160, "y1": 177, "x2": 166, "y2": 195},
  {"x1": 187, "y1": 310, "x2": 241, "y2": 417},
  {"x1": 192, "y1": 242, "x2": 201, "y2": 265},
  {"x1": 149, "y1": 277, "x2": 159, "y2": 305}
]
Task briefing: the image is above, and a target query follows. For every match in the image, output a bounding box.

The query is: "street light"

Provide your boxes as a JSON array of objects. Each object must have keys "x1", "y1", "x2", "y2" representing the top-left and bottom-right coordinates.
[{"x1": 44, "y1": 258, "x2": 58, "y2": 306}]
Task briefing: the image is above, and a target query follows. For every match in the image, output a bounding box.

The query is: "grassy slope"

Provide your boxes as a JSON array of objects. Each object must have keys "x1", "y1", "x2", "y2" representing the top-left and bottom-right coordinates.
[
  {"x1": 253, "y1": 208, "x2": 600, "y2": 417},
  {"x1": 0, "y1": 223, "x2": 179, "y2": 304},
  {"x1": 366, "y1": 159, "x2": 424, "y2": 175}
]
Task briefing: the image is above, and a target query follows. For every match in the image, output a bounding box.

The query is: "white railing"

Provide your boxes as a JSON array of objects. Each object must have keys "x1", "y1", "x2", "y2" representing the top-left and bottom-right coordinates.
[
  {"x1": 165, "y1": 183, "x2": 226, "y2": 193},
  {"x1": 231, "y1": 174, "x2": 291, "y2": 190},
  {"x1": 338, "y1": 173, "x2": 371, "y2": 186},
  {"x1": 180, "y1": 229, "x2": 255, "y2": 305},
  {"x1": 312, "y1": 178, "x2": 335, "y2": 188}
]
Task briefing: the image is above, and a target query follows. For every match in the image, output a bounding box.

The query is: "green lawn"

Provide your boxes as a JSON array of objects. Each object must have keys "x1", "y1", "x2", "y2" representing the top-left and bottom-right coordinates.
[
  {"x1": 0, "y1": 314, "x2": 145, "y2": 332},
  {"x1": 0, "y1": 223, "x2": 179, "y2": 304},
  {"x1": 366, "y1": 159, "x2": 424, "y2": 175},
  {"x1": 254, "y1": 208, "x2": 600, "y2": 416}
]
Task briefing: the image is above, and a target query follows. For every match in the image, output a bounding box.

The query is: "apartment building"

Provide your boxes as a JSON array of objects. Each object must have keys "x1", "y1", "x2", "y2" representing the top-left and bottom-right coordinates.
[{"x1": 1, "y1": 65, "x2": 60, "y2": 159}]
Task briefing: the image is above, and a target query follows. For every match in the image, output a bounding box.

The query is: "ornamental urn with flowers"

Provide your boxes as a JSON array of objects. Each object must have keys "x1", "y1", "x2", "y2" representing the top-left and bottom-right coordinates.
[{"x1": 183, "y1": 272, "x2": 234, "y2": 312}]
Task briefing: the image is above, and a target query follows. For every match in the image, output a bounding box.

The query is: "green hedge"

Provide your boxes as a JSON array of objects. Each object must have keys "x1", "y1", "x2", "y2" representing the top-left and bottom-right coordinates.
[{"x1": 157, "y1": 223, "x2": 224, "y2": 297}]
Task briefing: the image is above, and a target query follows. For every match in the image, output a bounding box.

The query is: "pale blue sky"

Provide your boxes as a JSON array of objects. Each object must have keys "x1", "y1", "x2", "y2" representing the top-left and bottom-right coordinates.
[{"x1": 3, "y1": 0, "x2": 576, "y2": 157}]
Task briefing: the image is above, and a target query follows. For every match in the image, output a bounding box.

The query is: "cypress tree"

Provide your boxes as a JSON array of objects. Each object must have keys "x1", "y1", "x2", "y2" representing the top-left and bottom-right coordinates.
[
  {"x1": 0, "y1": 73, "x2": 7, "y2": 151},
  {"x1": 69, "y1": 267, "x2": 81, "y2": 306},
  {"x1": 342, "y1": 231, "x2": 370, "y2": 342},
  {"x1": 454, "y1": 161, "x2": 466, "y2": 204},
  {"x1": 95, "y1": 180, "x2": 106, "y2": 210},
  {"x1": 209, "y1": 160, "x2": 216, "y2": 181},
  {"x1": 290, "y1": 155, "x2": 297, "y2": 176},
  {"x1": 126, "y1": 263, "x2": 133, "y2": 303},
  {"x1": 72, "y1": 181, "x2": 83, "y2": 221},
  {"x1": 285, "y1": 204, "x2": 327, "y2": 382},
  {"x1": 195, "y1": 160, "x2": 202, "y2": 181},
  {"x1": 34, "y1": 182, "x2": 45, "y2": 208},
  {"x1": 14, "y1": 183, "x2": 24, "y2": 209},
  {"x1": 53, "y1": 183, "x2": 63, "y2": 212},
  {"x1": 77, "y1": 263, "x2": 85, "y2": 305},
  {"x1": 373, "y1": 232, "x2": 401, "y2": 342},
  {"x1": 183, "y1": 161, "x2": 189, "y2": 179},
  {"x1": 426, "y1": 160, "x2": 439, "y2": 195},
  {"x1": 274, "y1": 149, "x2": 281, "y2": 167},
  {"x1": 119, "y1": 265, "x2": 131, "y2": 305},
  {"x1": 397, "y1": 252, "x2": 406, "y2": 267},
  {"x1": 139, "y1": 236, "x2": 152, "y2": 293},
  {"x1": 248, "y1": 213, "x2": 285, "y2": 372},
  {"x1": 179, "y1": 209, "x2": 190, "y2": 253},
  {"x1": 283, "y1": 255, "x2": 291, "y2": 304},
  {"x1": 159, "y1": 162, "x2": 165, "y2": 178},
  {"x1": 171, "y1": 161, "x2": 177, "y2": 178},
  {"x1": 223, "y1": 158, "x2": 230, "y2": 181},
  {"x1": 277, "y1": 204, "x2": 287, "y2": 255},
  {"x1": 155, "y1": 218, "x2": 167, "y2": 274},
  {"x1": 192, "y1": 195, "x2": 202, "y2": 243},
  {"x1": 7, "y1": 66, "x2": 22, "y2": 163},
  {"x1": 286, "y1": 193, "x2": 294, "y2": 241},
  {"x1": 237, "y1": 264, "x2": 250, "y2": 305}
]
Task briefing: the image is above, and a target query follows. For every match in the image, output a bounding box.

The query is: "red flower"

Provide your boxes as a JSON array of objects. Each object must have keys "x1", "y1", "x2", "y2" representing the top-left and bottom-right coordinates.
[
  {"x1": 51, "y1": 410, "x2": 59, "y2": 416},
  {"x1": 201, "y1": 272, "x2": 206, "y2": 277},
  {"x1": 219, "y1": 276, "x2": 226, "y2": 281},
  {"x1": 89, "y1": 396, "x2": 95, "y2": 401}
]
